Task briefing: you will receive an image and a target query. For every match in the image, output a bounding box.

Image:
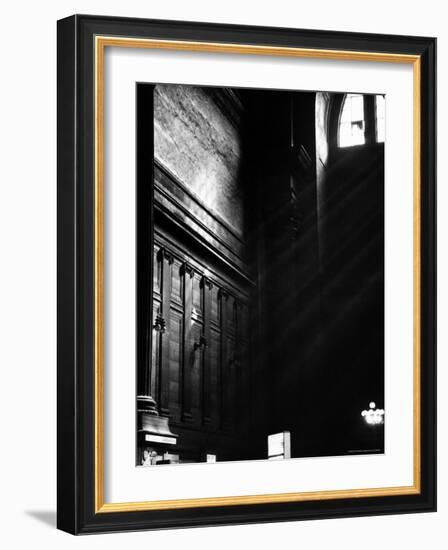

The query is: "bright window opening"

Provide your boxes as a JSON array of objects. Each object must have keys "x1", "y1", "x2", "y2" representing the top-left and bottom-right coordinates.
[
  {"x1": 375, "y1": 95, "x2": 385, "y2": 143},
  {"x1": 338, "y1": 93, "x2": 365, "y2": 148},
  {"x1": 338, "y1": 93, "x2": 386, "y2": 148}
]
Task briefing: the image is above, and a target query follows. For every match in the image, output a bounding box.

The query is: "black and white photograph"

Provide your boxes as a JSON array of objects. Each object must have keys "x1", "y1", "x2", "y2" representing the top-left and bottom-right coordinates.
[
  {"x1": 136, "y1": 84, "x2": 386, "y2": 467},
  {"x1": 0, "y1": 0, "x2": 440, "y2": 544}
]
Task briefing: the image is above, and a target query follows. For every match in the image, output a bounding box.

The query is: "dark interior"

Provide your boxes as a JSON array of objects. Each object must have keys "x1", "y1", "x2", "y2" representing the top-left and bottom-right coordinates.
[{"x1": 136, "y1": 84, "x2": 385, "y2": 465}]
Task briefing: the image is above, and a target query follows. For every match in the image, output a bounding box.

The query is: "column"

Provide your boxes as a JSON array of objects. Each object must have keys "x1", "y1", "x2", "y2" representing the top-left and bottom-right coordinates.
[
  {"x1": 181, "y1": 262, "x2": 194, "y2": 422},
  {"x1": 158, "y1": 247, "x2": 173, "y2": 416},
  {"x1": 202, "y1": 277, "x2": 213, "y2": 425}
]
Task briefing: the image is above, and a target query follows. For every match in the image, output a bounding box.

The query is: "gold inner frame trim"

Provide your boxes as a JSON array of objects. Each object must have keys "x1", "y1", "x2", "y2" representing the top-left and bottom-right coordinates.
[{"x1": 94, "y1": 35, "x2": 422, "y2": 513}]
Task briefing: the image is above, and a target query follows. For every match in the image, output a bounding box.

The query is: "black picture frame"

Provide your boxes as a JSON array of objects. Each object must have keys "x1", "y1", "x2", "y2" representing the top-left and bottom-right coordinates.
[{"x1": 57, "y1": 14, "x2": 436, "y2": 534}]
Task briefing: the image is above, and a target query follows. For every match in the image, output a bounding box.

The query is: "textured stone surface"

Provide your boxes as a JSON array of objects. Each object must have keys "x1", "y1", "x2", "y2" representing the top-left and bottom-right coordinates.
[{"x1": 154, "y1": 85, "x2": 243, "y2": 237}]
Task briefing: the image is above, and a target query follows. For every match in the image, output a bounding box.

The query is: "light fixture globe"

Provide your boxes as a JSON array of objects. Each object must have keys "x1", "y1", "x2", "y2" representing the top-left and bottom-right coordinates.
[{"x1": 361, "y1": 402, "x2": 385, "y2": 426}]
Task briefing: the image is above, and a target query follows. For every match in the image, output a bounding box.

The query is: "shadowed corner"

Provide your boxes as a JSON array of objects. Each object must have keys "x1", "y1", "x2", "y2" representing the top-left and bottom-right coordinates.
[{"x1": 25, "y1": 510, "x2": 57, "y2": 528}]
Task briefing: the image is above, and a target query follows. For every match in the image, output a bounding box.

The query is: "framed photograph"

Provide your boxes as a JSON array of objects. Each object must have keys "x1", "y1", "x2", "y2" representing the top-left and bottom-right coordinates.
[{"x1": 57, "y1": 14, "x2": 436, "y2": 534}]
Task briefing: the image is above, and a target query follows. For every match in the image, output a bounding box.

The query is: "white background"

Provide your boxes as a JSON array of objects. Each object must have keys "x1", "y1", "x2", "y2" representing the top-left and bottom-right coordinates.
[{"x1": 0, "y1": 0, "x2": 444, "y2": 547}]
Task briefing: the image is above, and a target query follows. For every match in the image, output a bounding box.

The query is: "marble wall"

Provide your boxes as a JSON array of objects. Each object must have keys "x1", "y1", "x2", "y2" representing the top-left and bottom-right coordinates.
[{"x1": 154, "y1": 85, "x2": 244, "y2": 238}]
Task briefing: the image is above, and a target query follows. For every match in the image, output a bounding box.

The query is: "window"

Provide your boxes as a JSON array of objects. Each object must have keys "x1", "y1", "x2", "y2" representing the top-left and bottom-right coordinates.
[
  {"x1": 338, "y1": 93, "x2": 385, "y2": 148},
  {"x1": 375, "y1": 95, "x2": 385, "y2": 143},
  {"x1": 338, "y1": 94, "x2": 365, "y2": 147}
]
